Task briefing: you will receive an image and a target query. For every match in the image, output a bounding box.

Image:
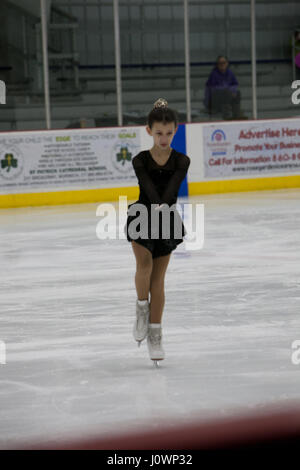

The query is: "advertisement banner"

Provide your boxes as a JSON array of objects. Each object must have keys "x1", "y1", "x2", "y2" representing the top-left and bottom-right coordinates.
[
  {"x1": 0, "y1": 127, "x2": 141, "y2": 194},
  {"x1": 203, "y1": 120, "x2": 300, "y2": 178}
]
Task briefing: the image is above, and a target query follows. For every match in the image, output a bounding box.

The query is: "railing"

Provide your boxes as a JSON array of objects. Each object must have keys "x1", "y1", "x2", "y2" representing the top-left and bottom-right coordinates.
[
  {"x1": 35, "y1": 5, "x2": 80, "y2": 91},
  {"x1": 1, "y1": 0, "x2": 38, "y2": 86}
]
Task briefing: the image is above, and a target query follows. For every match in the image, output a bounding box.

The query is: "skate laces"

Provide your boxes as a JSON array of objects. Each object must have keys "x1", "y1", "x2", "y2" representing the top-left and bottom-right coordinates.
[
  {"x1": 149, "y1": 331, "x2": 162, "y2": 346},
  {"x1": 137, "y1": 314, "x2": 147, "y2": 329},
  {"x1": 136, "y1": 303, "x2": 149, "y2": 330},
  {"x1": 137, "y1": 302, "x2": 149, "y2": 314}
]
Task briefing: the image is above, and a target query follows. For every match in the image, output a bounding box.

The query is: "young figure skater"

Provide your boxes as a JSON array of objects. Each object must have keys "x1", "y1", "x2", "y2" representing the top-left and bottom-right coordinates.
[{"x1": 125, "y1": 98, "x2": 190, "y2": 365}]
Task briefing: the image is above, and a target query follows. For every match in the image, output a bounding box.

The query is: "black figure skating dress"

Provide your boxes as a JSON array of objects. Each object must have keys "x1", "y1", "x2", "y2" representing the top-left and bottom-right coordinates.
[{"x1": 124, "y1": 148, "x2": 191, "y2": 259}]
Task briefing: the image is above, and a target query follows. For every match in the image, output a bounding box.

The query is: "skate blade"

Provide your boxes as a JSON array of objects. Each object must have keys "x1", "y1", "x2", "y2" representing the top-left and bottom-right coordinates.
[{"x1": 152, "y1": 359, "x2": 163, "y2": 367}]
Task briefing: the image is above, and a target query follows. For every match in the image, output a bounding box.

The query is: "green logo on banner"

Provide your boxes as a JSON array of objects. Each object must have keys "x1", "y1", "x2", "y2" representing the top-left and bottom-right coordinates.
[
  {"x1": 117, "y1": 146, "x2": 132, "y2": 166},
  {"x1": 1, "y1": 153, "x2": 18, "y2": 172}
]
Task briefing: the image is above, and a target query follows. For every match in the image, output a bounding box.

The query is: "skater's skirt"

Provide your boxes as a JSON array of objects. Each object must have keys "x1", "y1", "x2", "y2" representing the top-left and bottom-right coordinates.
[{"x1": 124, "y1": 201, "x2": 186, "y2": 259}]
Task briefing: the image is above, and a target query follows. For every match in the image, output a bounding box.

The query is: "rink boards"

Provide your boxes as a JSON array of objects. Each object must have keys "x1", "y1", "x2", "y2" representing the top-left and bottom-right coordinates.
[{"x1": 0, "y1": 117, "x2": 300, "y2": 208}]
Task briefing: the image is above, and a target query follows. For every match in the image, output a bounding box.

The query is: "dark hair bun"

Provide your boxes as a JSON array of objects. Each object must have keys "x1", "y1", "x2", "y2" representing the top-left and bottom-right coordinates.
[
  {"x1": 153, "y1": 98, "x2": 168, "y2": 109},
  {"x1": 147, "y1": 98, "x2": 177, "y2": 128}
]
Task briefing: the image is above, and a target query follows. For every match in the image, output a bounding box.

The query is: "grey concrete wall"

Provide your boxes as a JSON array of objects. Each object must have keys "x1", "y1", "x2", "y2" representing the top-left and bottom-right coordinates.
[
  {"x1": 53, "y1": 0, "x2": 300, "y2": 66},
  {"x1": 9, "y1": 0, "x2": 51, "y2": 19}
]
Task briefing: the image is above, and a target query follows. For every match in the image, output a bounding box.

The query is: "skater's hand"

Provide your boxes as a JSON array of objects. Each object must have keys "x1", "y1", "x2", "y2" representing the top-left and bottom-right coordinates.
[{"x1": 154, "y1": 204, "x2": 165, "y2": 211}]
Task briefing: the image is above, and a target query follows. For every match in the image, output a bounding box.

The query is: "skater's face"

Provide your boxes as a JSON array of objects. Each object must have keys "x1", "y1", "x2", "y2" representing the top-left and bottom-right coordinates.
[{"x1": 146, "y1": 122, "x2": 177, "y2": 151}]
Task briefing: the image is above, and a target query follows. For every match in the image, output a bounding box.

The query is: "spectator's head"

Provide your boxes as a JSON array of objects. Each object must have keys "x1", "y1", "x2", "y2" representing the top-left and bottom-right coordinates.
[
  {"x1": 216, "y1": 55, "x2": 229, "y2": 73},
  {"x1": 295, "y1": 30, "x2": 300, "y2": 41}
]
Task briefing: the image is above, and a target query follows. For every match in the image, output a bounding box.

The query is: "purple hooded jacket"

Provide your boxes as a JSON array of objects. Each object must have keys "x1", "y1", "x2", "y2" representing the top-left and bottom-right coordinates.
[{"x1": 204, "y1": 66, "x2": 239, "y2": 108}]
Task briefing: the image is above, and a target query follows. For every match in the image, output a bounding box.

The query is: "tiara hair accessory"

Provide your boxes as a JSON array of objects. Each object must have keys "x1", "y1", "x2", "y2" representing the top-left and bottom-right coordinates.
[{"x1": 153, "y1": 98, "x2": 168, "y2": 109}]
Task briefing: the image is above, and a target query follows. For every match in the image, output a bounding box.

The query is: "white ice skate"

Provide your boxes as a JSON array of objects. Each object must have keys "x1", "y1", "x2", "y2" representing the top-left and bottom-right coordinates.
[
  {"x1": 133, "y1": 299, "x2": 150, "y2": 347},
  {"x1": 147, "y1": 325, "x2": 165, "y2": 367}
]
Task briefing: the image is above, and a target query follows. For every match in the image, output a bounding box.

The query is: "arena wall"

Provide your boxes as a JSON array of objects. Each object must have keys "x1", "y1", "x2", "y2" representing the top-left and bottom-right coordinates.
[{"x1": 0, "y1": 117, "x2": 300, "y2": 209}]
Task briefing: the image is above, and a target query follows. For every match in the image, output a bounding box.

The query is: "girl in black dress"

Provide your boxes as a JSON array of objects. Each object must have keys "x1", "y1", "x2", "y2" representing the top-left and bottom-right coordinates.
[{"x1": 125, "y1": 98, "x2": 190, "y2": 365}]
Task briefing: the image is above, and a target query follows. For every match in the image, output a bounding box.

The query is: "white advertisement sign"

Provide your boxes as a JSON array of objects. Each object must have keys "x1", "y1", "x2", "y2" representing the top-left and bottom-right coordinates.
[
  {"x1": 0, "y1": 127, "x2": 141, "y2": 194},
  {"x1": 203, "y1": 120, "x2": 300, "y2": 178}
]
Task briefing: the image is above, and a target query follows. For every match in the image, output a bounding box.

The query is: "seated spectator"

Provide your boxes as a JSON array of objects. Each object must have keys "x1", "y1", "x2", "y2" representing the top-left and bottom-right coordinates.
[
  {"x1": 204, "y1": 55, "x2": 244, "y2": 119},
  {"x1": 291, "y1": 29, "x2": 300, "y2": 79}
]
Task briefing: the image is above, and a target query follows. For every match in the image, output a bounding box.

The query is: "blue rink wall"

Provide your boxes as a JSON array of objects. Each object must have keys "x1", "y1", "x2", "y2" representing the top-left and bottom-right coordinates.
[
  {"x1": 171, "y1": 123, "x2": 188, "y2": 198},
  {"x1": 0, "y1": 118, "x2": 300, "y2": 209}
]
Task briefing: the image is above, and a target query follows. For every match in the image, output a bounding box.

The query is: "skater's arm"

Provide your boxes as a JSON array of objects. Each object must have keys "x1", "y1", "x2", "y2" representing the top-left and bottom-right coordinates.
[
  {"x1": 160, "y1": 155, "x2": 190, "y2": 205},
  {"x1": 132, "y1": 155, "x2": 162, "y2": 205}
]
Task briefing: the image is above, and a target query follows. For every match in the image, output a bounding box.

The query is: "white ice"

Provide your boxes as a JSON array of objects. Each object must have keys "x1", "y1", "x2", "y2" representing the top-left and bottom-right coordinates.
[{"x1": 0, "y1": 189, "x2": 300, "y2": 447}]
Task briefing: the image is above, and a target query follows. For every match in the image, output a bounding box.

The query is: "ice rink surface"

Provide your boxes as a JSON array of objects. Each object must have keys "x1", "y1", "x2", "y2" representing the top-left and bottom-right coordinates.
[{"x1": 1, "y1": 189, "x2": 300, "y2": 447}]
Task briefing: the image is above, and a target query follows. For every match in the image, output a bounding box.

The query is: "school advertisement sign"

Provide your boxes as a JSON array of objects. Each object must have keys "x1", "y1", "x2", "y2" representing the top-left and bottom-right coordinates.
[{"x1": 0, "y1": 127, "x2": 141, "y2": 194}]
